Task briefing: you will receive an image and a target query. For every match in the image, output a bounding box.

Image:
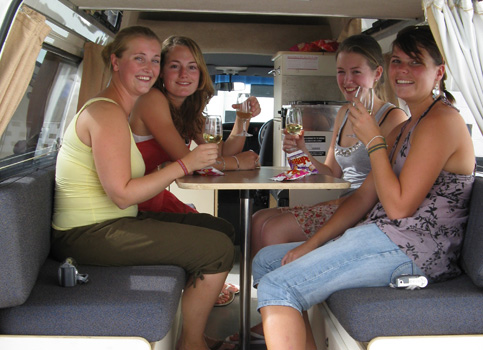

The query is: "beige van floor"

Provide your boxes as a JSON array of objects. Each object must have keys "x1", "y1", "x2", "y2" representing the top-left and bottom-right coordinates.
[{"x1": 205, "y1": 249, "x2": 267, "y2": 350}]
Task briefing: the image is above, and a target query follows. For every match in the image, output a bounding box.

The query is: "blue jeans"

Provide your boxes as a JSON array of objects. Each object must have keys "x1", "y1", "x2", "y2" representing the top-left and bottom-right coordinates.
[{"x1": 253, "y1": 224, "x2": 425, "y2": 314}]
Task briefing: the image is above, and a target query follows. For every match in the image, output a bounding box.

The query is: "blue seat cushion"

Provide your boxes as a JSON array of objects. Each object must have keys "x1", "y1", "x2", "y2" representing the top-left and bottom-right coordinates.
[
  {"x1": 460, "y1": 176, "x2": 483, "y2": 287},
  {"x1": 0, "y1": 259, "x2": 186, "y2": 342},
  {"x1": 326, "y1": 274, "x2": 483, "y2": 342}
]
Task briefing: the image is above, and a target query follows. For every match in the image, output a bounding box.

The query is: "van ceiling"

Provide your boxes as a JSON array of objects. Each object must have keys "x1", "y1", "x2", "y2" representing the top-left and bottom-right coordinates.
[
  {"x1": 69, "y1": 0, "x2": 423, "y2": 21},
  {"x1": 65, "y1": 0, "x2": 424, "y2": 78}
]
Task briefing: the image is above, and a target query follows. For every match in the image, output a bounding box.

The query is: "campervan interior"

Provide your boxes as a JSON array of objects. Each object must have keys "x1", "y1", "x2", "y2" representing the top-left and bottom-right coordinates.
[{"x1": 0, "y1": 0, "x2": 482, "y2": 349}]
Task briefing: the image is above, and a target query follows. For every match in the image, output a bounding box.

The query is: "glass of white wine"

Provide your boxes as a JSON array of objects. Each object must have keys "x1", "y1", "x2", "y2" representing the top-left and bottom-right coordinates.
[
  {"x1": 235, "y1": 93, "x2": 252, "y2": 137},
  {"x1": 286, "y1": 107, "x2": 303, "y2": 136},
  {"x1": 285, "y1": 107, "x2": 303, "y2": 152},
  {"x1": 348, "y1": 86, "x2": 374, "y2": 138},
  {"x1": 203, "y1": 115, "x2": 223, "y2": 144}
]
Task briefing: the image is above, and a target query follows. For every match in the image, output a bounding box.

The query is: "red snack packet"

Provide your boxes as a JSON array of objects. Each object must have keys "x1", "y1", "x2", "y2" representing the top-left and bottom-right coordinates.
[
  {"x1": 195, "y1": 167, "x2": 224, "y2": 176},
  {"x1": 287, "y1": 150, "x2": 318, "y2": 174},
  {"x1": 270, "y1": 166, "x2": 311, "y2": 181}
]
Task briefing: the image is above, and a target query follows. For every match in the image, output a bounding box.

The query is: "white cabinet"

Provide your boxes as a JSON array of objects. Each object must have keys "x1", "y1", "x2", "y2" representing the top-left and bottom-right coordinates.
[
  {"x1": 308, "y1": 303, "x2": 366, "y2": 350},
  {"x1": 271, "y1": 51, "x2": 342, "y2": 167}
]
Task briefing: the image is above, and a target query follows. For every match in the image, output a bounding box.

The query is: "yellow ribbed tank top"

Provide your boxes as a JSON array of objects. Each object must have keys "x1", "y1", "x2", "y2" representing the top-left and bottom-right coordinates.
[{"x1": 52, "y1": 98, "x2": 145, "y2": 230}]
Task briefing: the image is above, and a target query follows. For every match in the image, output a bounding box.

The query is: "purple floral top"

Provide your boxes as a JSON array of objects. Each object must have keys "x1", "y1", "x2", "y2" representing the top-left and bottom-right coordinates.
[{"x1": 362, "y1": 102, "x2": 474, "y2": 282}]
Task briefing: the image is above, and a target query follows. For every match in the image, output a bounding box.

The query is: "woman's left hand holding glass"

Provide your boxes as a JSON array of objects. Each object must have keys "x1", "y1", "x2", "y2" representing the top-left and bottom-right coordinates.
[{"x1": 231, "y1": 96, "x2": 261, "y2": 118}]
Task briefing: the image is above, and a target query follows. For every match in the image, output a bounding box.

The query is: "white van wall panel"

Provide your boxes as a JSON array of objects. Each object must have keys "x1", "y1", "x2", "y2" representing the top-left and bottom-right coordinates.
[{"x1": 68, "y1": 0, "x2": 424, "y2": 21}]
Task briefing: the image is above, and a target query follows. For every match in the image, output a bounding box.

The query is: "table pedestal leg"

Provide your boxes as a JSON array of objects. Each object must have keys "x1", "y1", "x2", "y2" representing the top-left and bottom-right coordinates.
[{"x1": 239, "y1": 189, "x2": 253, "y2": 350}]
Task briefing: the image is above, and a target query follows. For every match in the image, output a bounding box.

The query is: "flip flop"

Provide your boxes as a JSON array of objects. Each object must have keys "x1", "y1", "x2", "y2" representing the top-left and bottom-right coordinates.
[
  {"x1": 225, "y1": 331, "x2": 265, "y2": 345},
  {"x1": 214, "y1": 290, "x2": 235, "y2": 307},
  {"x1": 224, "y1": 283, "x2": 240, "y2": 294}
]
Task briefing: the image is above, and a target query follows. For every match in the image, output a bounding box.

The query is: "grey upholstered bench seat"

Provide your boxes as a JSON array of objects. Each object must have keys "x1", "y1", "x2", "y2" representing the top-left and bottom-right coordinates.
[
  {"x1": 324, "y1": 176, "x2": 483, "y2": 343},
  {"x1": 0, "y1": 259, "x2": 185, "y2": 342},
  {"x1": 326, "y1": 274, "x2": 483, "y2": 342},
  {"x1": 0, "y1": 165, "x2": 186, "y2": 344}
]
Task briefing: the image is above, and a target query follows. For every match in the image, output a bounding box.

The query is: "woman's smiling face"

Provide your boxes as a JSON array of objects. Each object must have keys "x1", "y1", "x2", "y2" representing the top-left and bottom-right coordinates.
[
  {"x1": 336, "y1": 51, "x2": 381, "y2": 101},
  {"x1": 388, "y1": 45, "x2": 444, "y2": 104},
  {"x1": 112, "y1": 36, "x2": 161, "y2": 97},
  {"x1": 160, "y1": 45, "x2": 200, "y2": 107}
]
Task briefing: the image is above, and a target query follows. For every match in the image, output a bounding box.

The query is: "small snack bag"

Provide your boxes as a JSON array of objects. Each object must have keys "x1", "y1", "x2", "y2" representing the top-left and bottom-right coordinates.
[
  {"x1": 271, "y1": 150, "x2": 318, "y2": 181},
  {"x1": 287, "y1": 150, "x2": 318, "y2": 174},
  {"x1": 195, "y1": 167, "x2": 225, "y2": 176}
]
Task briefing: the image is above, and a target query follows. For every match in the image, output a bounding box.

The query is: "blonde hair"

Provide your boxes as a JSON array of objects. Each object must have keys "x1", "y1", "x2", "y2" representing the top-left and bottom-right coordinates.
[{"x1": 101, "y1": 26, "x2": 161, "y2": 72}]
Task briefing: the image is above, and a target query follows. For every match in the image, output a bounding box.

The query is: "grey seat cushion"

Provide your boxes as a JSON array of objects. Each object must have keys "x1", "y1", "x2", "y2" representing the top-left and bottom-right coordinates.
[
  {"x1": 0, "y1": 166, "x2": 54, "y2": 308},
  {"x1": 0, "y1": 259, "x2": 186, "y2": 342},
  {"x1": 460, "y1": 176, "x2": 483, "y2": 287},
  {"x1": 326, "y1": 274, "x2": 483, "y2": 342}
]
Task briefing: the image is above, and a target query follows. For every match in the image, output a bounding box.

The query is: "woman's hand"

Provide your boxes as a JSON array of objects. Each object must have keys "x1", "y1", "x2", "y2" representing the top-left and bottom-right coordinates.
[
  {"x1": 231, "y1": 96, "x2": 261, "y2": 118},
  {"x1": 281, "y1": 240, "x2": 318, "y2": 265},
  {"x1": 182, "y1": 143, "x2": 219, "y2": 173},
  {"x1": 282, "y1": 129, "x2": 306, "y2": 153},
  {"x1": 236, "y1": 150, "x2": 260, "y2": 170},
  {"x1": 347, "y1": 100, "x2": 381, "y2": 145}
]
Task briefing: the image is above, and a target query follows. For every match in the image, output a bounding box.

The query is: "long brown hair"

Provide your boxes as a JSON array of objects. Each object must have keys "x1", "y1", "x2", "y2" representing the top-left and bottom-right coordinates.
[{"x1": 154, "y1": 36, "x2": 215, "y2": 140}]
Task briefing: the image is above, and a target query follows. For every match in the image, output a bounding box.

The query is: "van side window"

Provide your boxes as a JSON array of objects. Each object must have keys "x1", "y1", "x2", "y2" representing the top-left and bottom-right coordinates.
[{"x1": 0, "y1": 47, "x2": 80, "y2": 180}]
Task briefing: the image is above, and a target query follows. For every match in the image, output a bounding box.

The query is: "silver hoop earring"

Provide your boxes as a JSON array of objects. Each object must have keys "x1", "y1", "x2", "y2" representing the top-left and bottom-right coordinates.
[{"x1": 432, "y1": 83, "x2": 440, "y2": 100}]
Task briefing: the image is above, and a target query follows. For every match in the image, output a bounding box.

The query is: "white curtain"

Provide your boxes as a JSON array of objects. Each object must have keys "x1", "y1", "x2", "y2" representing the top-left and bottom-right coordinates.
[{"x1": 423, "y1": 0, "x2": 483, "y2": 134}]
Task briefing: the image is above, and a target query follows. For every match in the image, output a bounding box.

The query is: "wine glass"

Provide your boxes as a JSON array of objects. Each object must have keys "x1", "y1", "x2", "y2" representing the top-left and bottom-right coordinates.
[
  {"x1": 286, "y1": 107, "x2": 303, "y2": 136},
  {"x1": 285, "y1": 107, "x2": 303, "y2": 153},
  {"x1": 347, "y1": 86, "x2": 374, "y2": 138},
  {"x1": 235, "y1": 93, "x2": 252, "y2": 137},
  {"x1": 203, "y1": 115, "x2": 223, "y2": 144}
]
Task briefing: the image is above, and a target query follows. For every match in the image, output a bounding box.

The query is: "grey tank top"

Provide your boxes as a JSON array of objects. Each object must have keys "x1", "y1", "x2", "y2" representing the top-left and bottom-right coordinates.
[{"x1": 334, "y1": 102, "x2": 395, "y2": 193}]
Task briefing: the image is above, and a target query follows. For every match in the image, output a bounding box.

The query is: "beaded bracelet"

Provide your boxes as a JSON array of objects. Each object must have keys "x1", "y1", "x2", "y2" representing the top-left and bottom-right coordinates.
[
  {"x1": 367, "y1": 142, "x2": 388, "y2": 155},
  {"x1": 232, "y1": 155, "x2": 240, "y2": 170},
  {"x1": 366, "y1": 135, "x2": 385, "y2": 149},
  {"x1": 176, "y1": 159, "x2": 189, "y2": 175}
]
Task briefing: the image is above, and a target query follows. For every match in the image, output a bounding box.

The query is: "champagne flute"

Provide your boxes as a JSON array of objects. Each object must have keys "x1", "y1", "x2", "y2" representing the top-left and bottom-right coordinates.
[
  {"x1": 347, "y1": 86, "x2": 374, "y2": 138},
  {"x1": 203, "y1": 115, "x2": 223, "y2": 144},
  {"x1": 285, "y1": 107, "x2": 303, "y2": 153},
  {"x1": 235, "y1": 93, "x2": 252, "y2": 137}
]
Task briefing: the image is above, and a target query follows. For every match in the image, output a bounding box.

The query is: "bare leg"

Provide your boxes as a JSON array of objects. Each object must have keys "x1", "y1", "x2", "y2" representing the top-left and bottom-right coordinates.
[
  {"x1": 251, "y1": 207, "x2": 282, "y2": 259},
  {"x1": 259, "y1": 212, "x2": 306, "y2": 250},
  {"x1": 261, "y1": 305, "x2": 305, "y2": 350},
  {"x1": 303, "y1": 311, "x2": 317, "y2": 350},
  {"x1": 251, "y1": 209, "x2": 306, "y2": 259},
  {"x1": 177, "y1": 271, "x2": 229, "y2": 350}
]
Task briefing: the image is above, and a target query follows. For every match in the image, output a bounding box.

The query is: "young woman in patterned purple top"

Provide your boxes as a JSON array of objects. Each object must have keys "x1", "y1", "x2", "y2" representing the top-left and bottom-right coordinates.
[{"x1": 252, "y1": 25, "x2": 475, "y2": 350}]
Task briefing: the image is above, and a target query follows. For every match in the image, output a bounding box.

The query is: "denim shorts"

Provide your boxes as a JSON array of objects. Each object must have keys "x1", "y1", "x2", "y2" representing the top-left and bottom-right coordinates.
[{"x1": 253, "y1": 223, "x2": 425, "y2": 314}]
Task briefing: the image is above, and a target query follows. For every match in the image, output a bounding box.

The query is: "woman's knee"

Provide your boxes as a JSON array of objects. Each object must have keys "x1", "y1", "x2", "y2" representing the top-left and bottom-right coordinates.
[{"x1": 259, "y1": 213, "x2": 298, "y2": 246}]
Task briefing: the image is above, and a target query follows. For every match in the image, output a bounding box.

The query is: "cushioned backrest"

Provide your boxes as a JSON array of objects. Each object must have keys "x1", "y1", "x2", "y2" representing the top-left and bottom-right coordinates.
[
  {"x1": 0, "y1": 166, "x2": 55, "y2": 308},
  {"x1": 460, "y1": 176, "x2": 483, "y2": 287}
]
